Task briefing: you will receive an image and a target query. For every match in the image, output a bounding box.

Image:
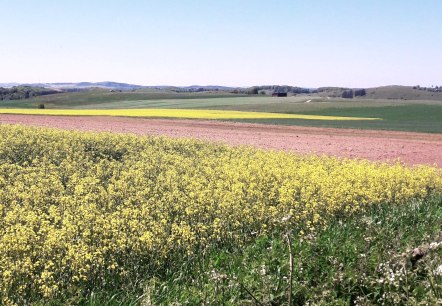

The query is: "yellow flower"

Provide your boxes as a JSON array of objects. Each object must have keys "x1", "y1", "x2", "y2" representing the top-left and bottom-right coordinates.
[{"x1": 0, "y1": 124, "x2": 440, "y2": 303}]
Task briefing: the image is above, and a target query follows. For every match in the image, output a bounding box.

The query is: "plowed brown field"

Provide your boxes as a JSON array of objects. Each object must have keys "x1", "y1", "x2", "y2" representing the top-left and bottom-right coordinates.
[{"x1": 1, "y1": 114, "x2": 441, "y2": 167}]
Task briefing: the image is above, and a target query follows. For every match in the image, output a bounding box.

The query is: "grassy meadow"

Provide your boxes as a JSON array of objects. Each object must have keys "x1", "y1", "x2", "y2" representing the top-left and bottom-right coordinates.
[
  {"x1": 2, "y1": 91, "x2": 442, "y2": 132},
  {"x1": 0, "y1": 89, "x2": 246, "y2": 109}
]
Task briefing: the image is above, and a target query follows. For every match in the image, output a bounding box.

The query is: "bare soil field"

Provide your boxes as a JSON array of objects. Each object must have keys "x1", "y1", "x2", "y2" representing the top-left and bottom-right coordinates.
[{"x1": 1, "y1": 114, "x2": 441, "y2": 167}]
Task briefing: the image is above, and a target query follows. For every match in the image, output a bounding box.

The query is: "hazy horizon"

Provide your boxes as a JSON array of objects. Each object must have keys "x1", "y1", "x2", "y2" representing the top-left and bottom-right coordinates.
[
  {"x1": 1, "y1": 0, "x2": 441, "y2": 88},
  {"x1": 1, "y1": 81, "x2": 439, "y2": 89}
]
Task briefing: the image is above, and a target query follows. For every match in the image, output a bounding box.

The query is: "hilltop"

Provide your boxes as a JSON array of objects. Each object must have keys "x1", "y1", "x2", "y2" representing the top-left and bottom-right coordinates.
[
  {"x1": 0, "y1": 82, "x2": 241, "y2": 92},
  {"x1": 364, "y1": 85, "x2": 442, "y2": 100}
]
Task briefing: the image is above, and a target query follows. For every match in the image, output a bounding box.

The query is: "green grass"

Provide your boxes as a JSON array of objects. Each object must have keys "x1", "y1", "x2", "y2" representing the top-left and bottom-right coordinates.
[
  {"x1": 0, "y1": 90, "x2": 248, "y2": 109},
  {"x1": 83, "y1": 196, "x2": 442, "y2": 305},
  {"x1": 69, "y1": 96, "x2": 305, "y2": 110},
  {"x1": 2, "y1": 90, "x2": 442, "y2": 133},
  {"x1": 229, "y1": 104, "x2": 442, "y2": 133},
  {"x1": 194, "y1": 98, "x2": 442, "y2": 132}
]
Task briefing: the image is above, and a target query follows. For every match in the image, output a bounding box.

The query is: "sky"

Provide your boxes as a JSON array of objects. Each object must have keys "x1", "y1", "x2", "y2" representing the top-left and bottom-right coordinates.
[{"x1": 1, "y1": 0, "x2": 441, "y2": 87}]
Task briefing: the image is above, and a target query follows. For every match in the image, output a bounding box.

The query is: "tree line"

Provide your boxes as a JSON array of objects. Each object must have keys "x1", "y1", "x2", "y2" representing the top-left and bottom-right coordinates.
[
  {"x1": 0, "y1": 86, "x2": 58, "y2": 101},
  {"x1": 413, "y1": 85, "x2": 442, "y2": 92}
]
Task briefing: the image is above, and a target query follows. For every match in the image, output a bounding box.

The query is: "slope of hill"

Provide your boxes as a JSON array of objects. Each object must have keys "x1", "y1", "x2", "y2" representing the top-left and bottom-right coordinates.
[
  {"x1": 0, "y1": 88, "x2": 248, "y2": 108},
  {"x1": 20, "y1": 82, "x2": 145, "y2": 91},
  {"x1": 364, "y1": 85, "x2": 442, "y2": 100},
  {"x1": 10, "y1": 82, "x2": 242, "y2": 92},
  {"x1": 316, "y1": 85, "x2": 442, "y2": 100}
]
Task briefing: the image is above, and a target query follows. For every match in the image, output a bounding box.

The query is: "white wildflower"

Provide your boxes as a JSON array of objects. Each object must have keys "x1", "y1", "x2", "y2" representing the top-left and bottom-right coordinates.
[{"x1": 434, "y1": 265, "x2": 442, "y2": 276}]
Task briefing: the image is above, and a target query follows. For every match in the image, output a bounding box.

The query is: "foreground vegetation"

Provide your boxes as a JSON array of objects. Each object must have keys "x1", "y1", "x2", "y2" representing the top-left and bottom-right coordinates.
[
  {"x1": 133, "y1": 197, "x2": 442, "y2": 305},
  {"x1": 0, "y1": 125, "x2": 441, "y2": 305}
]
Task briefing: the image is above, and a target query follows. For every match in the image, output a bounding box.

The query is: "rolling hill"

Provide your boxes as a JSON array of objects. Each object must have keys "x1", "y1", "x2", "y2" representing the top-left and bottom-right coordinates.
[{"x1": 363, "y1": 85, "x2": 442, "y2": 100}]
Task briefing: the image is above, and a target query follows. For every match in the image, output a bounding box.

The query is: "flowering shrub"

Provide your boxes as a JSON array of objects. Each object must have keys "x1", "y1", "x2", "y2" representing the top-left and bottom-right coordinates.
[{"x1": 0, "y1": 125, "x2": 440, "y2": 304}]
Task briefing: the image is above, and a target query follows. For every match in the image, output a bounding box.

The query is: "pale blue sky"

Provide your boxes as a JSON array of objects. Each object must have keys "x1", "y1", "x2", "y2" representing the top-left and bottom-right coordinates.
[{"x1": 1, "y1": 0, "x2": 441, "y2": 87}]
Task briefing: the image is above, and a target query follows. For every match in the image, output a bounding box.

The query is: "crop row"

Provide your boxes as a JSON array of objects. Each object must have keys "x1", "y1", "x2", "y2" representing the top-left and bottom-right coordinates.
[{"x1": 0, "y1": 108, "x2": 380, "y2": 120}]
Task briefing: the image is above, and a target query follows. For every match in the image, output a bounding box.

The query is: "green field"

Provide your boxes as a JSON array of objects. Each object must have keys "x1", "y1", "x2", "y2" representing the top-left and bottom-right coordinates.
[
  {"x1": 227, "y1": 103, "x2": 442, "y2": 133},
  {"x1": 0, "y1": 89, "x2": 247, "y2": 109},
  {"x1": 2, "y1": 91, "x2": 442, "y2": 133}
]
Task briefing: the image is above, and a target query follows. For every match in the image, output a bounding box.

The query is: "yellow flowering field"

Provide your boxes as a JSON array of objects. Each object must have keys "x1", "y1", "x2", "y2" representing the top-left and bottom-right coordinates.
[
  {"x1": 0, "y1": 108, "x2": 381, "y2": 121},
  {"x1": 0, "y1": 125, "x2": 440, "y2": 304}
]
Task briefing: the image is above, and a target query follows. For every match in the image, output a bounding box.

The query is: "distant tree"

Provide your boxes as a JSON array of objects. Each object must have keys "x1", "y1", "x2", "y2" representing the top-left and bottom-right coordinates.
[
  {"x1": 248, "y1": 87, "x2": 259, "y2": 95},
  {"x1": 342, "y1": 90, "x2": 354, "y2": 99},
  {"x1": 0, "y1": 86, "x2": 57, "y2": 101},
  {"x1": 354, "y1": 89, "x2": 366, "y2": 97}
]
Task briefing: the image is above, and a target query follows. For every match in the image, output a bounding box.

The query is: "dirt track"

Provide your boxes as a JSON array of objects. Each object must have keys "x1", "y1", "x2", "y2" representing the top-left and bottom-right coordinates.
[{"x1": 1, "y1": 114, "x2": 441, "y2": 167}]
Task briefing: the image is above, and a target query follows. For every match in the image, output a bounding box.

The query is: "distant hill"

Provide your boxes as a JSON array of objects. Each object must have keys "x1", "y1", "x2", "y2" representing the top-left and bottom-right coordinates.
[
  {"x1": 317, "y1": 87, "x2": 350, "y2": 97},
  {"x1": 1, "y1": 82, "x2": 442, "y2": 101},
  {"x1": 1, "y1": 82, "x2": 242, "y2": 92},
  {"x1": 317, "y1": 85, "x2": 442, "y2": 100},
  {"x1": 20, "y1": 82, "x2": 145, "y2": 91},
  {"x1": 184, "y1": 85, "x2": 239, "y2": 91},
  {"x1": 0, "y1": 83, "x2": 20, "y2": 88},
  {"x1": 364, "y1": 85, "x2": 442, "y2": 100}
]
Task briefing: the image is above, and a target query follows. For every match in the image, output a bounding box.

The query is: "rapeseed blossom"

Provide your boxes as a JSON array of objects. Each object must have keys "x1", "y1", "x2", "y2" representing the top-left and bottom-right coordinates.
[
  {"x1": 0, "y1": 108, "x2": 380, "y2": 121},
  {"x1": 0, "y1": 125, "x2": 439, "y2": 304}
]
